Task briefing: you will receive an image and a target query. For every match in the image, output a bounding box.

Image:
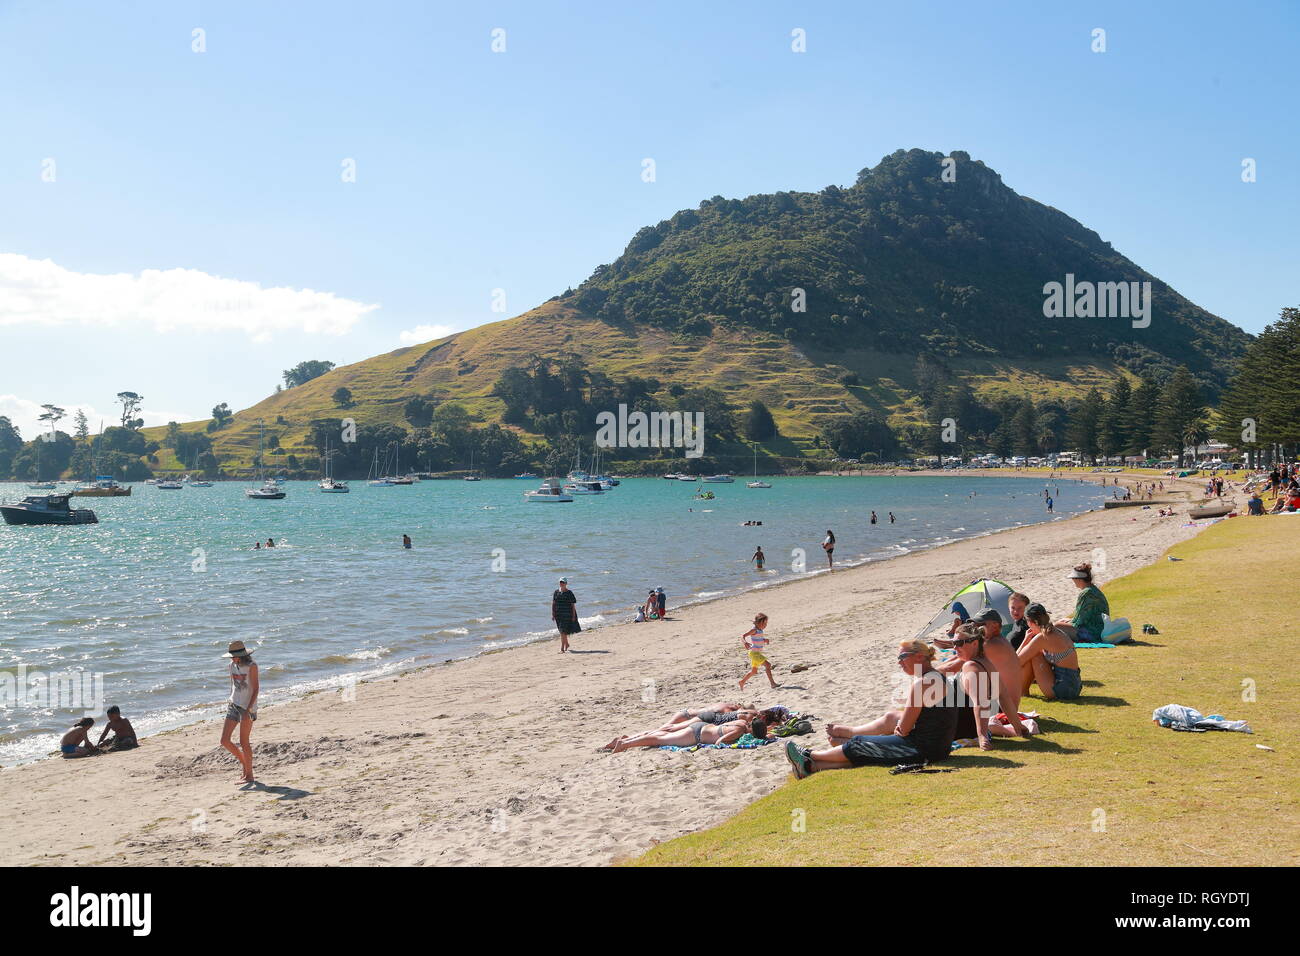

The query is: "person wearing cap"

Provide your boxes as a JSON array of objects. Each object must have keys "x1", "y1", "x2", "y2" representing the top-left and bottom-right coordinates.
[
  {"x1": 220, "y1": 640, "x2": 259, "y2": 783},
  {"x1": 935, "y1": 607, "x2": 1030, "y2": 738},
  {"x1": 551, "y1": 578, "x2": 581, "y2": 652},
  {"x1": 1017, "y1": 603, "x2": 1082, "y2": 700},
  {"x1": 643, "y1": 589, "x2": 659, "y2": 620},
  {"x1": 1056, "y1": 563, "x2": 1109, "y2": 643}
]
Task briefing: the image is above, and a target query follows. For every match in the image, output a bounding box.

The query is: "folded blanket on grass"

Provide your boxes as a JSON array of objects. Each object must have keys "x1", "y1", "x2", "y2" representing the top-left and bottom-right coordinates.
[{"x1": 1073, "y1": 642, "x2": 1117, "y2": 649}]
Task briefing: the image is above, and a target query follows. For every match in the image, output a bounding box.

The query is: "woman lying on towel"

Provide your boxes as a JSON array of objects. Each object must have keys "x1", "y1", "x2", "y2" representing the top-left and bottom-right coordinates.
[
  {"x1": 785, "y1": 639, "x2": 965, "y2": 778},
  {"x1": 653, "y1": 702, "x2": 749, "y2": 731},
  {"x1": 1017, "y1": 602, "x2": 1082, "y2": 700},
  {"x1": 605, "y1": 715, "x2": 769, "y2": 752}
]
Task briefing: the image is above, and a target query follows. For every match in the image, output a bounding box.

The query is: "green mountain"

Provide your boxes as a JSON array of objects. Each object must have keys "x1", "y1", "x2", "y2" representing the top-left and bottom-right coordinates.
[{"x1": 147, "y1": 148, "x2": 1251, "y2": 474}]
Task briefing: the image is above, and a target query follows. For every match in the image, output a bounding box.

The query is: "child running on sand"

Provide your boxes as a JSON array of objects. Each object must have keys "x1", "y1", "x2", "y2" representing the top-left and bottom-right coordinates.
[{"x1": 739, "y1": 613, "x2": 777, "y2": 690}]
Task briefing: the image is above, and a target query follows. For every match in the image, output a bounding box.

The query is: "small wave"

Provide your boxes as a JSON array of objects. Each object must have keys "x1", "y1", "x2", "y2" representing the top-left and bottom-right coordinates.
[{"x1": 437, "y1": 627, "x2": 470, "y2": 636}]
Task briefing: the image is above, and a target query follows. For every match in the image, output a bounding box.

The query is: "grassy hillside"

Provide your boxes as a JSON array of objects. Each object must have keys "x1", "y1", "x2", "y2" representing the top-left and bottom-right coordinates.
[{"x1": 148, "y1": 300, "x2": 1134, "y2": 471}]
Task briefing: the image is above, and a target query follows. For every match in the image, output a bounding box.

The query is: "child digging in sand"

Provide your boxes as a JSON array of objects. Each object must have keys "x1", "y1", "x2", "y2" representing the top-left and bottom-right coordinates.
[
  {"x1": 60, "y1": 717, "x2": 99, "y2": 758},
  {"x1": 739, "y1": 613, "x2": 778, "y2": 690}
]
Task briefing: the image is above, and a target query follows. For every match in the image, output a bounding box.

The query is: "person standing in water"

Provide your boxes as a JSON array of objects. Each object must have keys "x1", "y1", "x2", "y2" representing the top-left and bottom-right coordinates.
[
  {"x1": 870, "y1": 511, "x2": 877, "y2": 525},
  {"x1": 822, "y1": 530, "x2": 835, "y2": 569},
  {"x1": 220, "y1": 640, "x2": 259, "y2": 784},
  {"x1": 751, "y1": 546, "x2": 765, "y2": 571},
  {"x1": 551, "y1": 577, "x2": 581, "y2": 652},
  {"x1": 402, "y1": 534, "x2": 412, "y2": 549},
  {"x1": 889, "y1": 512, "x2": 895, "y2": 524}
]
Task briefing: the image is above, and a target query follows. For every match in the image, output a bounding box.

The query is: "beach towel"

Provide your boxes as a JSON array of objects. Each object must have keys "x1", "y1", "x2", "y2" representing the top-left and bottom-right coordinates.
[
  {"x1": 1152, "y1": 704, "x2": 1252, "y2": 734},
  {"x1": 659, "y1": 735, "x2": 777, "y2": 752},
  {"x1": 1072, "y1": 642, "x2": 1118, "y2": 649}
]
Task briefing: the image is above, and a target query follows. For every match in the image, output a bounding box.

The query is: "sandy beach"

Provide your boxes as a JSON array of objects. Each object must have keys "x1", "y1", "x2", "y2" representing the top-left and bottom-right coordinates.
[{"x1": 0, "y1": 474, "x2": 1213, "y2": 866}]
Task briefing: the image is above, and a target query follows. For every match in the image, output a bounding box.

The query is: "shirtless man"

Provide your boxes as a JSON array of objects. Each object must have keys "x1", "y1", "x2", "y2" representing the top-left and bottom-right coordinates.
[
  {"x1": 936, "y1": 608, "x2": 1029, "y2": 737},
  {"x1": 96, "y1": 705, "x2": 139, "y2": 751}
]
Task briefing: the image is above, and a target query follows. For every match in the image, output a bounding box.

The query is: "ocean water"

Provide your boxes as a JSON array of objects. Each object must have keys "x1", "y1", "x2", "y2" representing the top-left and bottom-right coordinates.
[{"x1": 0, "y1": 474, "x2": 1102, "y2": 763}]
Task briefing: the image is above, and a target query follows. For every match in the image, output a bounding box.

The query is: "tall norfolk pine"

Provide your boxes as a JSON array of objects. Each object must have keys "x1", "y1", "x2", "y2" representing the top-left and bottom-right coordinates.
[{"x1": 1214, "y1": 306, "x2": 1300, "y2": 459}]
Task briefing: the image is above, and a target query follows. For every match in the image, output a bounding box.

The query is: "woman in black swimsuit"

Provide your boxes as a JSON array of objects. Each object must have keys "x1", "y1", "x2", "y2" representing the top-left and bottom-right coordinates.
[
  {"x1": 948, "y1": 623, "x2": 998, "y2": 751},
  {"x1": 822, "y1": 530, "x2": 835, "y2": 569},
  {"x1": 551, "y1": 577, "x2": 581, "y2": 653}
]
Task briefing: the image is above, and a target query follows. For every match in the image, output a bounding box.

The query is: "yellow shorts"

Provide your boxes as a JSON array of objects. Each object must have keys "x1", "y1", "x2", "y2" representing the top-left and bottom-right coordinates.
[{"x1": 748, "y1": 650, "x2": 768, "y2": 668}]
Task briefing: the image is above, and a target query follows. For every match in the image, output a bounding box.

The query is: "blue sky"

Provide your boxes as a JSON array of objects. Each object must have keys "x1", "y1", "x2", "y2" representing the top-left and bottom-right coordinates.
[{"x1": 2, "y1": 0, "x2": 1296, "y2": 437}]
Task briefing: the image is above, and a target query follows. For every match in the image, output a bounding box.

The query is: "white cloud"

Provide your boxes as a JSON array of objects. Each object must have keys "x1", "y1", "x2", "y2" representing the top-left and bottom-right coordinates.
[
  {"x1": 0, "y1": 396, "x2": 194, "y2": 442},
  {"x1": 398, "y1": 324, "x2": 456, "y2": 345},
  {"x1": 0, "y1": 253, "x2": 379, "y2": 343}
]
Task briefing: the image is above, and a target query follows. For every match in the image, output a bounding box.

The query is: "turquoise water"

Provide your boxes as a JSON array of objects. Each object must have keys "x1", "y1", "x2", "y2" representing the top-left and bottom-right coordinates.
[{"x1": 0, "y1": 475, "x2": 1102, "y2": 763}]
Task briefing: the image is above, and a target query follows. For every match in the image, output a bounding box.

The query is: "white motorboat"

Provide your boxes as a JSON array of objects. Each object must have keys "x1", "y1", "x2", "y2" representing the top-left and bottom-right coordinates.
[
  {"x1": 156, "y1": 479, "x2": 185, "y2": 490},
  {"x1": 184, "y1": 474, "x2": 213, "y2": 488},
  {"x1": 524, "y1": 478, "x2": 573, "y2": 503},
  {"x1": 701, "y1": 474, "x2": 734, "y2": 483}
]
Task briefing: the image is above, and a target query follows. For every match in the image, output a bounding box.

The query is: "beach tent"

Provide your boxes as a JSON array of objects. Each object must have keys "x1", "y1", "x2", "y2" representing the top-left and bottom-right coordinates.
[{"x1": 915, "y1": 578, "x2": 1016, "y2": 640}]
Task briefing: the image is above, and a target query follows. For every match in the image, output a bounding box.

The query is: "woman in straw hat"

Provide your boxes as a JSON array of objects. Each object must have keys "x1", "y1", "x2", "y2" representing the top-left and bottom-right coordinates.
[{"x1": 220, "y1": 640, "x2": 259, "y2": 783}]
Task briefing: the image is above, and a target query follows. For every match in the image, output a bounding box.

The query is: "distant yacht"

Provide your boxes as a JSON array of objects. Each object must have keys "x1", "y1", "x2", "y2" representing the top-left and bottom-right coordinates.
[
  {"x1": 72, "y1": 476, "x2": 131, "y2": 497},
  {"x1": 156, "y1": 478, "x2": 185, "y2": 490},
  {"x1": 464, "y1": 450, "x2": 482, "y2": 480},
  {"x1": 246, "y1": 421, "x2": 287, "y2": 499},
  {"x1": 319, "y1": 437, "x2": 350, "y2": 493},
  {"x1": 747, "y1": 447, "x2": 772, "y2": 488}
]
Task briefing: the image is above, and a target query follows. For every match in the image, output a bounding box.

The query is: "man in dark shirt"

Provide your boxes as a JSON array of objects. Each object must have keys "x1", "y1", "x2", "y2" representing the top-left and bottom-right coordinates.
[{"x1": 1007, "y1": 592, "x2": 1030, "y2": 650}]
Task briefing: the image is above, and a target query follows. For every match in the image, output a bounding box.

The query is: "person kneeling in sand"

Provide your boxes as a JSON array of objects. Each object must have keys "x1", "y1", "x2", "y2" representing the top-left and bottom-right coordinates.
[
  {"x1": 60, "y1": 718, "x2": 99, "y2": 758},
  {"x1": 786, "y1": 640, "x2": 960, "y2": 777},
  {"x1": 607, "y1": 716, "x2": 769, "y2": 753},
  {"x1": 96, "y1": 705, "x2": 139, "y2": 752}
]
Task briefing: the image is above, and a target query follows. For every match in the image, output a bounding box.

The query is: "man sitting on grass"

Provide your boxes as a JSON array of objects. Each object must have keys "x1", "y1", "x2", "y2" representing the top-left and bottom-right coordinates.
[{"x1": 935, "y1": 608, "x2": 1030, "y2": 738}]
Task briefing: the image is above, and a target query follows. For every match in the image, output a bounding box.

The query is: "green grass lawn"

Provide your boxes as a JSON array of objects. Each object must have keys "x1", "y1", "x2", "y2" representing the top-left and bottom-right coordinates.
[{"x1": 631, "y1": 515, "x2": 1297, "y2": 866}]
